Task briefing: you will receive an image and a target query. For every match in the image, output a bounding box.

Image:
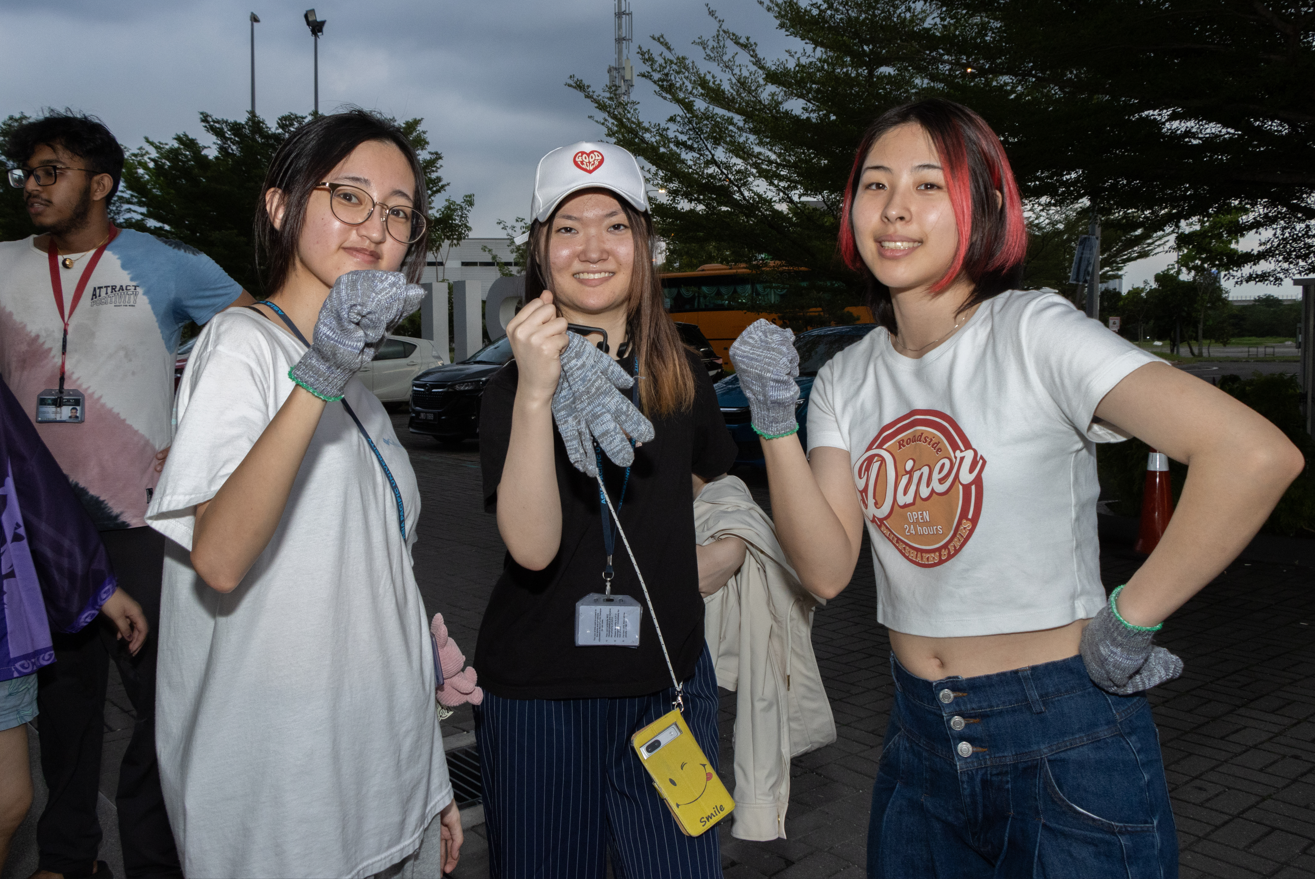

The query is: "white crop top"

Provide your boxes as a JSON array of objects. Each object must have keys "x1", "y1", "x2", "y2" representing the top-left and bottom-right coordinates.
[{"x1": 807, "y1": 289, "x2": 1163, "y2": 637}]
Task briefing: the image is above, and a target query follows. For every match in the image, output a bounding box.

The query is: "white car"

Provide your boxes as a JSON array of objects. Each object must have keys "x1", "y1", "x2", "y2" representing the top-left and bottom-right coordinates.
[{"x1": 360, "y1": 335, "x2": 445, "y2": 403}]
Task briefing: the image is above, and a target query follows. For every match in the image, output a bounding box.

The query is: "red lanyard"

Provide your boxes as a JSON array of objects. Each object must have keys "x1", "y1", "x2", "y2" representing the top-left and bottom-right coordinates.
[{"x1": 47, "y1": 226, "x2": 118, "y2": 392}]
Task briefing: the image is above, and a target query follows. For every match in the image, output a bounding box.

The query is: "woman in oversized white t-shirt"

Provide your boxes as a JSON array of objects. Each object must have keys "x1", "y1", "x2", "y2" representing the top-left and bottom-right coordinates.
[
  {"x1": 146, "y1": 111, "x2": 461, "y2": 878},
  {"x1": 730, "y1": 99, "x2": 1303, "y2": 878}
]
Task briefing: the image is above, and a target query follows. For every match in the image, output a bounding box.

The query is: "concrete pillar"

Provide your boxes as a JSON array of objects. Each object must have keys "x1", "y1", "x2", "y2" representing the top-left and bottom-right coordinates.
[
  {"x1": 485, "y1": 275, "x2": 525, "y2": 341},
  {"x1": 419, "y1": 282, "x2": 451, "y2": 363},
  {"x1": 452, "y1": 279, "x2": 483, "y2": 363}
]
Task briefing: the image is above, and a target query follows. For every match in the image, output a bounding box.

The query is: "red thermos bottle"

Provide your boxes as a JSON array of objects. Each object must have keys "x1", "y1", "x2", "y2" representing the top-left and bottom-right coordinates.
[{"x1": 1134, "y1": 450, "x2": 1174, "y2": 554}]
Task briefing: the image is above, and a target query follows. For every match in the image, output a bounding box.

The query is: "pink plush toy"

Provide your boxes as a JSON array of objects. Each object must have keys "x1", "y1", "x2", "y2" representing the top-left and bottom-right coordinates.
[{"x1": 431, "y1": 613, "x2": 483, "y2": 707}]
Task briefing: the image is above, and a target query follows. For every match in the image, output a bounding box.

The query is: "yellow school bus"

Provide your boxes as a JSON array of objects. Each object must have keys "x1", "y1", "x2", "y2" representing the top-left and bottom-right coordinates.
[{"x1": 660, "y1": 264, "x2": 873, "y2": 361}]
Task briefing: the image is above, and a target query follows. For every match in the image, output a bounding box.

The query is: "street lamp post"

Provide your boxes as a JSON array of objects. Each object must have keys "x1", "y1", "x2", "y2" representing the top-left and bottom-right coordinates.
[
  {"x1": 249, "y1": 12, "x2": 260, "y2": 118},
  {"x1": 303, "y1": 9, "x2": 326, "y2": 114}
]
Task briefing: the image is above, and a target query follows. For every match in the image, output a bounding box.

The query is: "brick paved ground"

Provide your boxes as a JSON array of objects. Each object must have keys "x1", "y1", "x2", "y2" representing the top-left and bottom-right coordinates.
[{"x1": 6, "y1": 410, "x2": 1313, "y2": 878}]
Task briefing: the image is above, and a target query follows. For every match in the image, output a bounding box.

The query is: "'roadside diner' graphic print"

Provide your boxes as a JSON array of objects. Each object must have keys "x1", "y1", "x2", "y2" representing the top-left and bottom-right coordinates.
[{"x1": 854, "y1": 409, "x2": 985, "y2": 567}]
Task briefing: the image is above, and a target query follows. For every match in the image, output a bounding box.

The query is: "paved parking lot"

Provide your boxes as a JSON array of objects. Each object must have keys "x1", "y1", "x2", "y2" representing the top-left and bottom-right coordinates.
[{"x1": 6, "y1": 409, "x2": 1313, "y2": 879}]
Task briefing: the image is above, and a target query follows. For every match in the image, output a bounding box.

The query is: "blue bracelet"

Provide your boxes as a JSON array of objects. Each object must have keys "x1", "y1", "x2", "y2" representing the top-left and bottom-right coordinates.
[{"x1": 1110, "y1": 585, "x2": 1164, "y2": 633}]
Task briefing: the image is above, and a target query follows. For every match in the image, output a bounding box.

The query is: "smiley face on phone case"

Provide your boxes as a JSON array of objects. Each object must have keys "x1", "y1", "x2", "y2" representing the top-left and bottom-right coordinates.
[{"x1": 669, "y1": 761, "x2": 714, "y2": 807}]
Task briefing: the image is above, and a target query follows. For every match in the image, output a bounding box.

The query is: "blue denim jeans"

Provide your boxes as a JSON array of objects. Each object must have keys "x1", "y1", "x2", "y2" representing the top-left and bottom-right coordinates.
[{"x1": 869, "y1": 653, "x2": 1177, "y2": 879}]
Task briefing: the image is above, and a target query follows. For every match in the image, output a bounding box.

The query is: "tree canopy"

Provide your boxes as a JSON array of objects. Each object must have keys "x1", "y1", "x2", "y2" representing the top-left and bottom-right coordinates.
[
  {"x1": 572, "y1": 0, "x2": 1311, "y2": 301},
  {"x1": 2, "y1": 110, "x2": 472, "y2": 296},
  {"x1": 118, "y1": 112, "x2": 472, "y2": 295},
  {"x1": 0, "y1": 114, "x2": 34, "y2": 243}
]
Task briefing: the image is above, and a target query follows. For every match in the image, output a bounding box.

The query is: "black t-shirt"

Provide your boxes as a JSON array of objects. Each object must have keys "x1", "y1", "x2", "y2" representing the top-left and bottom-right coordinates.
[{"x1": 476, "y1": 350, "x2": 738, "y2": 700}]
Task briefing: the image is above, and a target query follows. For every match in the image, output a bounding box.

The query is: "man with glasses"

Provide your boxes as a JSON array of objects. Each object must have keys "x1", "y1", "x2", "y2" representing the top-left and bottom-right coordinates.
[{"x1": 0, "y1": 111, "x2": 251, "y2": 879}]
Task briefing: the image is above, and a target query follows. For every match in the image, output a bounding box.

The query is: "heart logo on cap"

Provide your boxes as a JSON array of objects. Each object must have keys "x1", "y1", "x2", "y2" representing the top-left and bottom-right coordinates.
[{"x1": 573, "y1": 150, "x2": 605, "y2": 174}]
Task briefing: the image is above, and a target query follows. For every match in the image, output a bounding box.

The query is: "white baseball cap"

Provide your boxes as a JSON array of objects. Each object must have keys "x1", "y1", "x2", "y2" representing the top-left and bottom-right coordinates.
[{"x1": 516, "y1": 142, "x2": 649, "y2": 244}]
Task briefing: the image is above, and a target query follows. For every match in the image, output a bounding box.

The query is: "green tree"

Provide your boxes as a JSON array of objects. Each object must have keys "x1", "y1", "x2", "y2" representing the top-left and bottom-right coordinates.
[
  {"x1": 1021, "y1": 202, "x2": 1167, "y2": 302},
  {"x1": 1117, "y1": 286, "x2": 1152, "y2": 342},
  {"x1": 1241, "y1": 293, "x2": 1302, "y2": 338},
  {"x1": 0, "y1": 114, "x2": 33, "y2": 243},
  {"x1": 924, "y1": 0, "x2": 1313, "y2": 285},
  {"x1": 1203, "y1": 299, "x2": 1244, "y2": 347},
  {"x1": 120, "y1": 112, "x2": 473, "y2": 296},
  {"x1": 1144, "y1": 269, "x2": 1200, "y2": 355},
  {"x1": 571, "y1": 0, "x2": 1311, "y2": 300},
  {"x1": 1177, "y1": 210, "x2": 1248, "y2": 352}
]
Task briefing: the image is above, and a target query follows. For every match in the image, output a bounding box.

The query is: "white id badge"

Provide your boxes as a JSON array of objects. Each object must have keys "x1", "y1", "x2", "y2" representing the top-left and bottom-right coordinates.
[
  {"x1": 575, "y1": 593, "x2": 643, "y2": 647},
  {"x1": 35, "y1": 389, "x2": 85, "y2": 423}
]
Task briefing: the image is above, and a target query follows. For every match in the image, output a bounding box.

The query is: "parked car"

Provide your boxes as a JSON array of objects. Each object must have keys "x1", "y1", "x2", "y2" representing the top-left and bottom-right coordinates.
[
  {"x1": 410, "y1": 322, "x2": 725, "y2": 446},
  {"x1": 715, "y1": 323, "x2": 878, "y2": 465},
  {"x1": 409, "y1": 336, "x2": 513, "y2": 444},
  {"x1": 361, "y1": 335, "x2": 444, "y2": 403},
  {"x1": 675, "y1": 321, "x2": 724, "y2": 381},
  {"x1": 174, "y1": 333, "x2": 441, "y2": 403}
]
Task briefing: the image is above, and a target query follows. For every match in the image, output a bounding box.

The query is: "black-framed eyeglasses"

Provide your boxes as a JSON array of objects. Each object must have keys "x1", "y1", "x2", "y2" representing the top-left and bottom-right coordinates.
[
  {"x1": 313, "y1": 182, "x2": 427, "y2": 245},
  {"x1": 7, "y1": 165, "x2": 96, "y2": 189}
]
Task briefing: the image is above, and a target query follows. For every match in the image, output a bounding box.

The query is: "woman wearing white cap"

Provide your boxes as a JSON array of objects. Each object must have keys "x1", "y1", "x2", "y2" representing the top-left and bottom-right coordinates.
[{"x1": 473, "y1": 141, "x2": 742, "y2": 877}]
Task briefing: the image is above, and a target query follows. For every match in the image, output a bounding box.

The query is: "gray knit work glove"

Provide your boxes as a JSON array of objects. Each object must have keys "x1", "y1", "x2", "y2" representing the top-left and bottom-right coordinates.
[
  {"x1": 729, "y1": 319, "x2": 800, "y2": 438},
  {"x1": 1080, "y1": 604, "x2": 1184, "y2": 695},
  {"x1": 290, "y1": 270, "x2": 426, "y2": 402},
  {"x1": 552, "y1": 332, "x2": 655, "y2": 477}
]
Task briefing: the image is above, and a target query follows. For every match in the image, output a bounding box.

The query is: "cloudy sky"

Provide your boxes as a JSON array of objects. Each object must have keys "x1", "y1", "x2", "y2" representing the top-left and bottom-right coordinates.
[{"x1": 0, "y1": 0, "x2": 1286, "y2": 299}]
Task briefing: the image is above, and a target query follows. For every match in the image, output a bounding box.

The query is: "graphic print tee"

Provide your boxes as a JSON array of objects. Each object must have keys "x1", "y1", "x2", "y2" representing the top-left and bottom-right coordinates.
[
  {"x1": 0, "y1": 231, "x2": 241, "y2": 529},
  {"x1": 807, "y1": 289, "x2": 1163, "y2": 637}
]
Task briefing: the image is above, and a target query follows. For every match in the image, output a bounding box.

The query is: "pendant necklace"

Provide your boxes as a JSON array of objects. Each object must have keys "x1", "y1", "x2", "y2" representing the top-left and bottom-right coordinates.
[
  {"x1": 894, "y1": 311, "x2": 967, "y2": 355},
  {"x1": 58, "y1": 228, "x2": 114, "y2": 270}
]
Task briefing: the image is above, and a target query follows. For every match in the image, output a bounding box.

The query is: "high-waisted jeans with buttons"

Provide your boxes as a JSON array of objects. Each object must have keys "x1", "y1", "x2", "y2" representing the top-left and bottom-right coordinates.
[{"x1": 869, "y1": 653, "x2": 1177, "y2": 879}]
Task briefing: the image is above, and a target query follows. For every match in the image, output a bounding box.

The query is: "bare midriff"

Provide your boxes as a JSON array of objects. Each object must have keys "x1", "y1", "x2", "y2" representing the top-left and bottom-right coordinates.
[{"x1": 889, "y1": 619, "x2": 1090, "y2": 681}]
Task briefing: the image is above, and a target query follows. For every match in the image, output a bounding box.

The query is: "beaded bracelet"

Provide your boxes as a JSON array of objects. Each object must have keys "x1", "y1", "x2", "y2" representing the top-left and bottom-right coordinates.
[
  {"x1": 752, "y1": 423, "x2": 800, "y2": 440},
  {"x1": 1110, "y1": 584, "x2": 1163, "y2": 633},
  {"x1": 288, "y1": 368, "x2": 345, "y2": 403}
]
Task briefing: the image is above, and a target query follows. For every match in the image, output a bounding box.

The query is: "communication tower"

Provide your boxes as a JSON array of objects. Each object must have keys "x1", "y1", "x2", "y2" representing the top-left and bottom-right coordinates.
[{"x1": 608, "y1": 0, "x2": 634, "y2": 101}]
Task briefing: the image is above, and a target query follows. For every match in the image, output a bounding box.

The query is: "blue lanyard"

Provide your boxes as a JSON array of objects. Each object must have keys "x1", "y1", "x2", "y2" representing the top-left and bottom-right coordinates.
[
  {"x1": 252, "y1": 301, "x2": 407, "y2": 541},
  {"x1": 596, "y1": 357, "x2": 638, "y2": 590}
]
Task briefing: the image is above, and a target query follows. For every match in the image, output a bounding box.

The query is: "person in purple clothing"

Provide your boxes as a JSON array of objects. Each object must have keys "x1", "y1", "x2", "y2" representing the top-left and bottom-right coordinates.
[{"x1": 0, "y1": 374, "x2": 146, "y2": 872}]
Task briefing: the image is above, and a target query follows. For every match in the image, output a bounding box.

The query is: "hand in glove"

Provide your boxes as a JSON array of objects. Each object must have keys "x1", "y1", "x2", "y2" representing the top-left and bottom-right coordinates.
[
  {"x1": 290, "y1": 270, "x2": 427, "y2": 401},
  {"x1": 729, "y1": 319, "x2": 800, "y2": 438},
  {"x1": 1080, "y1": 592, "x2": 1183, "y2": 695},
  {"x1": 552, "y1": 332, "x2": 655, "y2": 477}
]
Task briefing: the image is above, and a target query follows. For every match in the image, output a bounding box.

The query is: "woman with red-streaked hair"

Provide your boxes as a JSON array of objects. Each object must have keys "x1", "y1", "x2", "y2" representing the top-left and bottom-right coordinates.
[{"x1": 730, "y1": 99, "x2": 1302, "y2": 877}]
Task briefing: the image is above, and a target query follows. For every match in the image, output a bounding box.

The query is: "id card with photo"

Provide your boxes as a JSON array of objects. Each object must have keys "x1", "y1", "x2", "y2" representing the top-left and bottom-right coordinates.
[
  {"x1": 575, "y1": 593, "x2": 642, "y2": 647},
  {"x1": 35, "y1": 388, "x2": 85, "y2": 423}
]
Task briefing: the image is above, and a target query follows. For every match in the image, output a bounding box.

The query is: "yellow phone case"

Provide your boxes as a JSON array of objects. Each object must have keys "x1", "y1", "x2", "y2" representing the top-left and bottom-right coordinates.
[{"x1": 631, "y1": 709, "x2": 734, "y2": 836}]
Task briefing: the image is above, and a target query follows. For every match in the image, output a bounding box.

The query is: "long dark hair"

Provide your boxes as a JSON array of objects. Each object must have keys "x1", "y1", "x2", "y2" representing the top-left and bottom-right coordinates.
[
  {"x1": 837, "y1": 98, "x2": 1028, "y2": 333},
  {"x1": 255, "y1": 109, "x2": 429, "y2": 294},
  {"x1": 524, "y1": 196, "x2": 695, "y2": 418}
]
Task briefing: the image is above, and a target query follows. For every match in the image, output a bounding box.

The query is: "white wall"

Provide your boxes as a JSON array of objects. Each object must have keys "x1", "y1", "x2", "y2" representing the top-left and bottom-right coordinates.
[{"x1": 420, "y1": 237, "x2": 519, "y2": 298}]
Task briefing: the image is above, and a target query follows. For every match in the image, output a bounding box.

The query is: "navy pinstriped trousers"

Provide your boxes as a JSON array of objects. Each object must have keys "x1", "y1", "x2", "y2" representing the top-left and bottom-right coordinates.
[{"x1": 476, "y1": 645, "x2": 722, "y2": 879}]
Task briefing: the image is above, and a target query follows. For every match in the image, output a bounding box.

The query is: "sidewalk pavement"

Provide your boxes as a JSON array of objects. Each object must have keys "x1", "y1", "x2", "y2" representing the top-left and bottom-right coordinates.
[{"x1": 6, "y1": 412, "x2": 1313, "y2": 878}]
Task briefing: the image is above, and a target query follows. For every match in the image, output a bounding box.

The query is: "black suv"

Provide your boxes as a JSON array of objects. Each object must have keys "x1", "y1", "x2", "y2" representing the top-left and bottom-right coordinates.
[
  {"x1": 408, "y1": 322, "x2": 724, "y2": 445},
  {"x1": 675, "y1": 322, "x2": 724, "y2": 381},
  {"x1": 408, "y1": 336, "x2": 513, "y2": 444}
]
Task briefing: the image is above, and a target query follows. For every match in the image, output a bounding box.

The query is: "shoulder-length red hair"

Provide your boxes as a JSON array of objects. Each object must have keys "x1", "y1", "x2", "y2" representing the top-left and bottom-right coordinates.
[{"x1": 837, "y1": 99, "x2": 1028, "y2": 332}]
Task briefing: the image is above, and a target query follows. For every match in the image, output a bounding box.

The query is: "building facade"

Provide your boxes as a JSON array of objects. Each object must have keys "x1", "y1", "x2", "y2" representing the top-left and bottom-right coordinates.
[{"x1": 420, "y1": 237, "x2": 520, "y2": 298}]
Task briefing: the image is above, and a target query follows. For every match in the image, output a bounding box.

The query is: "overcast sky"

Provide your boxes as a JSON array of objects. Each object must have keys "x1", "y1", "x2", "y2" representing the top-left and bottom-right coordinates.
[{"x1": 0, "y1": 0, "x2": 1288, "y2": 300}]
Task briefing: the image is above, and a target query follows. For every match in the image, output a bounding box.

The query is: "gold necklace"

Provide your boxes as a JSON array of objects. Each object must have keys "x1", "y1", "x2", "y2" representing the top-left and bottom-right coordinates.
[
  {"x1": 893, "y1": 312, "x2": 967, "y2": 355},
  {"x1": 58, "y1": 229, "x2": 113, "y2": 270}
]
